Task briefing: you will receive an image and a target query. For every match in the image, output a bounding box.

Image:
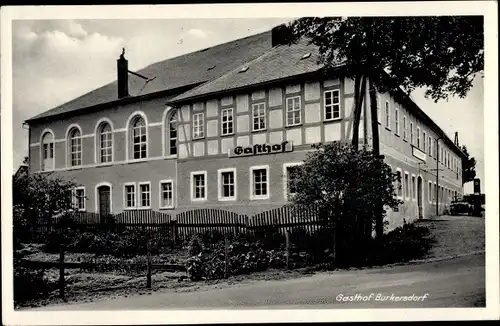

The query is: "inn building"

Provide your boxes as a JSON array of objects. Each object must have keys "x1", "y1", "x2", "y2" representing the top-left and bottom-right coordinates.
[{"x1": 25, "y1": 25, "x2": 466, "y2": 230}]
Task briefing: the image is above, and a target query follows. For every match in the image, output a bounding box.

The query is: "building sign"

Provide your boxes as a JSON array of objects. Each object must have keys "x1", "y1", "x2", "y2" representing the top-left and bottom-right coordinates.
[
  {"x1": 473, "y1": 178, "x2": 481, "y2": 195},
  {"x1": 229, "y1": 141, "x2": 293, "y2": 158},
  {"x1": 412, "y1": 146, "x2": 427, "y2": 162}
]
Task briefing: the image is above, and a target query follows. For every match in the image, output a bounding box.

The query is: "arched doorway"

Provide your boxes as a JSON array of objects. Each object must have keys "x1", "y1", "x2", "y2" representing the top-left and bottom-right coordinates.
[
  {"x1": 97, "y1": 185, "x2": 111, "y2": 216},
  {"x1": 417, "y1": 176, "x2": 423, "y2": 219}
]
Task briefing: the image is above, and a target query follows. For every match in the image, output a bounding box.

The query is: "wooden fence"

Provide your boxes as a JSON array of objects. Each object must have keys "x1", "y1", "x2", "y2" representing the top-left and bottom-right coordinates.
[{"x1": 26, "y1": 204, "x2": 329, "y2": 246}]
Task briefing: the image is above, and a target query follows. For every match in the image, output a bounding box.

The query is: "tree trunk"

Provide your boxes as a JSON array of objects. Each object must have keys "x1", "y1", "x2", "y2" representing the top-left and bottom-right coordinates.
[{"x1": 351, "y1": 74, "x2": 366, "y2": 150}]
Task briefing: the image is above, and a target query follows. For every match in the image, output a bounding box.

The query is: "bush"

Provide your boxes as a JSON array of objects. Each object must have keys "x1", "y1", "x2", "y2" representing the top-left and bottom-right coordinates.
[{"x1": 14, "y1": 267, "x2": 55, "y2": 304}]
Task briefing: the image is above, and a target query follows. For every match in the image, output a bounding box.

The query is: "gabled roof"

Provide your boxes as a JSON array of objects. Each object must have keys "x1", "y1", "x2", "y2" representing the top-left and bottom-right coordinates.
[
  {"x1": 26, "y1": 30, "x2": 274, "y2": 122},
  {"x1": 169, "y1": 38, "x2": 324, "y2": 104}
]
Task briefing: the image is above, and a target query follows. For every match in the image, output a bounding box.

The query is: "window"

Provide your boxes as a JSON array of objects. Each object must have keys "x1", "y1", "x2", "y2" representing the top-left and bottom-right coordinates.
[
  {"x1": 191, "y1": 171, "x2": 207, "y2": 201},
  {"x1": 138, "y1": 182, "x2": 151, "y2": 208},
  {"x1": 411, "y1": 175, "x2": 416, "y2": 199},
  {"x1": 124, "y1": 183, "x2": 136, "y2": 209},
  {"x1": 221, "y1": 108, "x2": 234, "y2": 135},
  {"x1": 403, "y1": 116, "x2": 407, "y2": 139},
  {"x1": 69, "y1": 128, "x2": 82, "y2": 166},
  {"x1": 159, "y1": 180, "x2": 174, "y2": 209},
  {"x1": 441, "y1": 147, "x2": 444, "y2": 165},
  {"x1": 434, "y1": 139, "x2": 438, "y2": 158},
  {"x1": 252, "y1": 103, "x2": 266, "y2": 131},
  {"x1": 428, "y1": 136, "x2": 432, "y2": 156},
  {"x1": 428, "y1": 182, "x2": 432, "y2": 202},
  {"x1": 218, "y1": 168, "x2": 236, "y2": 201},
  {"x1": 394, "y1": 108, "x2": 399, "y2": 135},
  {"x1": 132, "y1": 116, "x2": 147, "y2": 159},
  {"x1": 324, "y1": 89, "x2": 340, "y2": 120},
  {"x1": 250, "y1": 165, "x2": 270, "y2": 200},
  {"x1": 284, "y1": 163, "x2": 302, "y2": 200},
  {"x1": 99, "y1": 123, "x2": 113, "y2": 163},
  {"x1": 385, "y1": 101, "x2": 390, "y2": 128},
  {"x1": 395, "y1": 170, "x2": 403, "y2": 198},
  {"x1": 41, "y1": 132, "x2": 54, "y2": 171},
  {"x1": 416, "y1": 127, "x2": 421, "y2": 148},
  {"x1": 73, "y1": 187, "x2": 85, "y2": 211},
  {"x1": 168, "y1": 111, "x2": 177, "y2": 155},
  {"x1": 423, "y1": 131, "x2": 426, "y2": 151},
  {"x1": 286, "y1": 96, "x2": 302, "y2": 126},
  {"x1": 409, "y1": 122, "x2": 414, "y2": 145},
  {"x1": 193, "y1": 113, "x2": 205, "y2": 139},
  {"x1": 404, "y1": 172, "x2": 409, "y2": 199}
]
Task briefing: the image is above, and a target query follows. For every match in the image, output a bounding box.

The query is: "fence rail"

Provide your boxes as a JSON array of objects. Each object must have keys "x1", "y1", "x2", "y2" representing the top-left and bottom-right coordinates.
[{"x1": 23, "y1": 204, "x2": 329, "y2": 245}]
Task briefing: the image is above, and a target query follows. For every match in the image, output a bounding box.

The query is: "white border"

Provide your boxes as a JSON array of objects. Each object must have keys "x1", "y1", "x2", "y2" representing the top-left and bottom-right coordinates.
[
  {"x1": 285, "y1": 95, "x2": 302, "y2": 127},
  {"x1": 39, "y1": 128, "x2": 55, "y2": 171},
  {"x1": 283, "y1": 162, "x2": 303, "y2": 201},
  {"x1": 94, "y1": 117, "x2": 115, "y2": 164},
  {"x1": 395, "y1": 167, "x2": 403, "y2": 199},
  {"x1": 217, "y1": 167, "x2": 237, "y2": 201},
  {"x1": 323, "y1": 89, "x2": 342, "y2": 121},
  {"x1": 159, "y1": 179, "x2": 175, "y2": 209},
  {"x1": 94, "y1": 181, "x2": 113, "y2": 214},
  {"x1": 249, "y1": 164, "x2": 270, "y2": 200},
  {"x1": 74, "y1": 186, "x2": 86, "y2": 212},
  {"x1": 125, "y1": 111, "x2": 149, "y2": 160},
  {"x1": 65, "y1": 124, "x2": 83, "y2": 168},
  {"x1": 251, "y1": 102, "x2": 267, "y2": 132},
  {"x1": 220, "y1": 107, "x2": 235, "y2": 136},
  {"x1": 123, "y1": 182, "x2": 137, "y2": 210},
  {"x1": 404, "y1": 171, "x2": 410, "y2": 201},
  {"x1": 137, "y1": 181, "x2": 152, "y2": 209},
  {"x1": 190, "y1": 170, "x2": 208, "y2": 201}
]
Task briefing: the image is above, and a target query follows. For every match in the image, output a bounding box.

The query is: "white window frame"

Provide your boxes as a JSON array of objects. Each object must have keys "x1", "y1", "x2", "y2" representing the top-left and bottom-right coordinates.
[
  {"x1": 131, "y1": 116, "x2": 148, "y2": 160},
  {"x1": 98, "y1": 122, "x2": 113, "y2": 164},
  {"x1": 193, "y1": 112, "x2": 205, "y2": 139},
  {"x1": 428, "y1": 181, "x2": 432, "y2": 203},
  {"x1": 167, "y1": 111, "x2": 178, "y2": 156},
  {"x1": 221, "y1": 108, "x2": 234, "y2": 136},
  {"x1": 138, "y1": 182, "x2": 151, "y2": 209},
  {"x1": 250, "y1": 165, "x2": 270, "y2": 200},
  {"x1": 395, "y1": 168, "x2": 403, "y2": 199},
  {"x1": 252, "y1": 102, "x2": 267, "y2": 131},
  {"x1": 394, "y1": 108, "x2": 399, "y2": 135},
  {"x1": 217, "y1": 168, "x2": 237, "y2": 201},
  {"x1": 286, "y1": 96, "x2": 302, "y2": 127},
  {"x1": 428, "y1": 135, "x2": 432, "y2": 156},
  {"x1": 191, "y1": 171, "x2": 208, "y2": 201},
  {"x1": 324, "y1": 89, "x2": 341, "y2": 121},
  {"x1": 410, "y1": 122, "x2": 414, "y2": 145},
  {"x1": 411, "y1": 174, "x2": 416, "y2": 201},
  {"x1": 423, "y1": 131, "x2": 427, "y2": 153},
  {"x1": 403, "y1": 116, "x2": 407, "y2": 140},
  {"x1": 404, "y1": 171, "x2": 410, "y2": 200},
  {"x1": 40, "y1": 129, "x2": 55, "y2": 172},
  {"x1": 283, "y1": 162, "x2": 304, "y2": 201},
  {"x1": 68, "y1": 127, "x2": 82, "y2": 167},
  {"x1": 159, "y1": 180, "x2": 174, "y2": 209},
  {"x1": 384, "y1": 101, "x2": 390, "y2": 129},
  {"x1": 416, "y1": 126, "x2": 421, "y2": 149},
  {"x1": 73, "y1": 186, "x2": 86, "y2": 211},
  {"x1": 123, "y1": 182, "x2": 137, "y2": 210}
]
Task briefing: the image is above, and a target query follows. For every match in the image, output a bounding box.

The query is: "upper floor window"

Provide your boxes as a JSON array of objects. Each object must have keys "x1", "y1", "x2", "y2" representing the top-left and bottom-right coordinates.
[
  {"x1": 131, "y1": 116, "x2": 147, "y2": 159},
  {"x1": 193, "y1": 113, "x2": 205, "y2": 139},
  {"x1": 221, "y1": 108, "x2": 234, "y2": 135},
  {"x1": 168, "y1": 111, "x2": 177, "y2": 155},
  {"x1": 384, "y1": 101, "x2": 390, "y2": 128},
  {"x1": 416, "y1": 127, "x2": 421, "y2": 148},
  {"x1": 409, "y1": 122, "x2": 414, "y2": 144},
  {"x1": 69, "y1": 128, "x2": 82, "y2": 167},
  {"x1": 252, "y1": 103, "x2": 266, "y2": 131},
  {"x1": 403, "y1": 116, "x2": 407, "y2": 140},
  {"x1": 394, "y1": 108, "x2": 399, "y2": 135},
  {"x1": 324, "y1": 89, "x2": 340, "y2": 121},
  {"x1": 423, "y1": 131, "x2": 427, "y2": 152},
  {"x1": 98, "y1": 122, "x2": 113, "y2": 163},
  {"x1": 41, "y1": 131, "x2": 54, "y2": 171},
  {"x1": 286, "y1": 96, "x2": 301, "y2": 126},
  {"x1": 428, "y1": 136, "x2": 432, "y2": 156}
]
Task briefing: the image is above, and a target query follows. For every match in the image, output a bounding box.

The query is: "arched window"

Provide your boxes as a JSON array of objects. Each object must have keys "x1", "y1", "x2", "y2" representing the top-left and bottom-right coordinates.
[
  {"x1": 98, "y1": 122, "x2": 113, "y2": 163},
  {"x1": 132, "y1": 116, "x2": 147, "y2": 159},
  {"x1": 69, "y1": 128, "x2": 82, "y2": 166},
  {"x1": 168, "y1": 111, "x2": 177, "y2": 155},
  {"x1": 41, "y1": 131, "x2": 54, "y2": 171}
]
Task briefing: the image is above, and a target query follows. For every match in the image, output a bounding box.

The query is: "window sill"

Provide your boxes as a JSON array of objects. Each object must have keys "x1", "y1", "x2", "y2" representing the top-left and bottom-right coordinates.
[
  {"x1": 193, "y1": 136, "x2": 205, "y2": 141},
  {"x1": 218, "y1": 197, "x2": 237, "y2": 202},
  {"x1": 191, "y1": 198, "x2": 207, "y2": 202},
  {"x1": 285, "y1": 123, "x2": 302, "y2": 128},
  {"x1": 95, "y1": 162, "x2": 113, "y2": 168},
  {"x1": 220, "y1": 133, "x2": 235, "y2": 138},
  {"x1": 323, "y1": 118, "x2": 342, "y2": 123},
  {"x1": 159, "y1": 206, "x2": 175, "y2": 210},
  {"x1": 395, "y1": 134, "x2": 400, "y2": 138},
  {"x1": 123, "y1": 207, "x2": 138, "y2": 211},
  {"x1": 385, "y1": 127, "x2": 391, "y2": 131},
  {"x1": 250, "y1": 195, "x2": 270, "y2": 201},
  {"x1": 403, "y1": 139, "x2": 408, "y2": 143},
  {"x1": 128, "y1": 158, "x2": 149, "y2": 164},
  {"x1": 138, "y1": 206, "x2": 152, "y2": 210},
  {"x1": 67, "y1": 166, "x2": 83, "y2": 171},
  {"x1": 251, "y1": 128, "x2": 267, "y2": 133}
]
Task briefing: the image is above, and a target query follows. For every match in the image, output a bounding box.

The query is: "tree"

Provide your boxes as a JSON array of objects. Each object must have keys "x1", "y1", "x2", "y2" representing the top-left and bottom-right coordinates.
[
  {"x1": 288, "y1": 16, "x2": 484, "y2": 237},
  {"x1": 460, "y1": 145, "x2": 477, "y2": 184},
  {"x1": 288, "y1": 142, "x2": 401, "y2": 265}
]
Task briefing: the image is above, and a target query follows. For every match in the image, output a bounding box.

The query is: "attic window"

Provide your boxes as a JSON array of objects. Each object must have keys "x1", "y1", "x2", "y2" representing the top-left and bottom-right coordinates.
[
  {"x1": 239, "y1": 66, "x2": 249, "y2": 73},
  {"x1": 207, "y1": 65, "x2": 216, "y2": 71},
  {"x1": 301, "y1": 52, "x2": 311, "y2": 60}
]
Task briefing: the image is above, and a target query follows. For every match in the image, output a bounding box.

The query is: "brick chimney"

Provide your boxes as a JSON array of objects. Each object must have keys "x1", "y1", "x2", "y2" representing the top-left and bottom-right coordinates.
[
  {"x1": 271, "y1": 24, "x2": 293, "y2": 47},
  {"x1": 117, "y1": 48, "x2": 129, "y2": 99}
]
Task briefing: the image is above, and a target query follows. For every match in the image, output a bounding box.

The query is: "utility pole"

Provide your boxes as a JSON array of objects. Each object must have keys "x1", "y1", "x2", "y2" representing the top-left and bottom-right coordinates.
[{"x1": 435, "y1": 136, "x2": 443, "y2": 216}]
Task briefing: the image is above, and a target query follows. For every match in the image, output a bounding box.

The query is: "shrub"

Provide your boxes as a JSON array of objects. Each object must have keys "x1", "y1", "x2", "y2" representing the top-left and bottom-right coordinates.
[{"x1": 14, "y1": 267, "x2": 54, "y2": 304}]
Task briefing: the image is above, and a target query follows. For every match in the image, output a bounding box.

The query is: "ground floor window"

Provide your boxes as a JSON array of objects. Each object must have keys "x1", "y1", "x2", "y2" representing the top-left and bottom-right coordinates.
[
  {"x1": 160, "y1": 181, "x2": 174, "y2": 209},
  {"x1": 404, "y1": 172, "x2": 410, "y2": 199},
  {"x1": 411, "y1": 175, "x2": 416, "y2": 200},
  {"x1": 218, "y1": 168, "x2": 236, "y2": 201},
  {"x1": 250, "y1": 165, "x2": 269, "y2": 200},
  {"x1": 191, "y1": 171, "x2": 207, "y2": 201},
  {"x1": 124, "y1": 183, "x2": 136, "y2": 209},
  {"x1": 73, "y1": 187, "x2": 85, "y2": 211},
  {"x1": 284, "y1": 163, "x2": 302, "y2": 200},
  {"x1": 139, "y1": 182, "x2": 151, "y2": 208},
  {"x1": 428, "y1": 182, "x2": 432, "y2": 203},
  {"x1": 395, "y1": 170, "x2": 403, "y2": 198}
]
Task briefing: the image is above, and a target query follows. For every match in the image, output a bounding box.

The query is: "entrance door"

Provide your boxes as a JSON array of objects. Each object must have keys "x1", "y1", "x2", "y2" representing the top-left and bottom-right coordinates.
[
  {"x1": 417, "y1": 177, "x2": 423, "y2": 219},
  {"x1": 98, "y1": 185, "x2": 111, "y2": 216}
]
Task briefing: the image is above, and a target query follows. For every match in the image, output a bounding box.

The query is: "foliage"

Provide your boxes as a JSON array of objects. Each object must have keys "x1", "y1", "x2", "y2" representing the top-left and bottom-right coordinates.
[
  {"x1": 288, "y1": 16, "x2": 484, "y2": 101},
  {"x1": 460, "y1": 145, "x2": 477, "y2": 184},
  {"x1": 187, "y1": 234, "x2": 205, "y2": 257},
  {"x1": 14, "y1": 267, "x2": 55, "y2": 304}
]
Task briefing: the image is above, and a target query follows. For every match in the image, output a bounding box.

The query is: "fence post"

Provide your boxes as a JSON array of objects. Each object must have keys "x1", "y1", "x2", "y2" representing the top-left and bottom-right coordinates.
[
  {"x1": 59, "y1": 243, "x2": 65, "y2": 301},
  {"x1": 224, "y1": 236, "x2": 229, "y2": 279},
  {"x1": 146, "y1": 249, "x2": 152, "y2": 289},
  {"x1": 285, "y1": 229, "x2": 290, "y2": 270},
  {"x1": 171, "y1": 220, "x2": 177, "y2": 249}
]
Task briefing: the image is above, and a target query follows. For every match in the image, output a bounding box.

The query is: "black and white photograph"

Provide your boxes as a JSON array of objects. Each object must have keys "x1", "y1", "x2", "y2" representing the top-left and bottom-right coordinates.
[{"x1": 1, "y1": 2, "x2": 498, "y2": 324}]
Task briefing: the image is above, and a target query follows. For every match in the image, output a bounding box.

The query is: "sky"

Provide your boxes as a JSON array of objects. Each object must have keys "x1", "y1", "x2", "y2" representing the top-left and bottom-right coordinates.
[{"x1": 10, "y1": 18, "x2": 484, "y2": 193}]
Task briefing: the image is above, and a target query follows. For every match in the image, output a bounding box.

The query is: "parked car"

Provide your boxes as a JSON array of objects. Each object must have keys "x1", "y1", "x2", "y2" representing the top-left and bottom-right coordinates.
[{"x1": 450, "y1": 200, "x2": 473, "y2": 216}]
